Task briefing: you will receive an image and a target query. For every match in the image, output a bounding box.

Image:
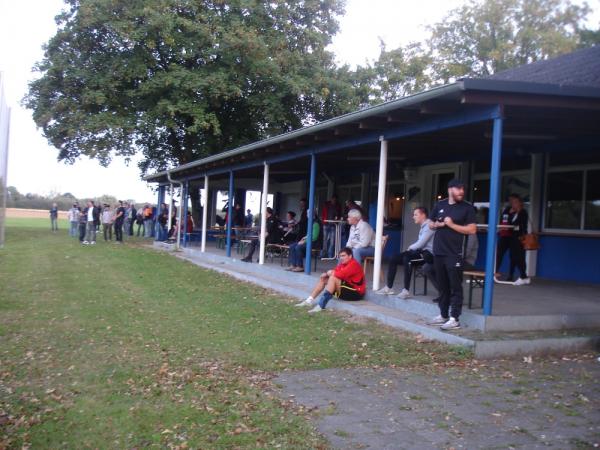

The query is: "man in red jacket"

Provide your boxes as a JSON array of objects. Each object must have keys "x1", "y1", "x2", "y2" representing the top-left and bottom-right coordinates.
[{"x1": 295, "y1": 247, "x2": 366, "y2": 313}]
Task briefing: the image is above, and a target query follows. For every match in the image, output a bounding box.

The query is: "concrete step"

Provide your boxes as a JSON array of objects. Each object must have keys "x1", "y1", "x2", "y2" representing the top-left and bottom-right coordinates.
[{"x1": 155, "y1": 244, "x2": 600, "y2": 358}]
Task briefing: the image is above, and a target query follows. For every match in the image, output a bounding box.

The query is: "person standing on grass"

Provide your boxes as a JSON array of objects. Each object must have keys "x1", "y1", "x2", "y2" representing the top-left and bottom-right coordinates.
[
  {"x1": 68, "y1": 203, "x2": 80, "y2": 237},
  {"x1": 78, "y1": 207, "x2": 88, "y2": 243},
  {"x1": 49, "y1": 203, "x2": 59, "y2": 232},
  {"x1": 128, "y1": 202, "x2": 137, "y2": 236},
  {"x1": 135, "y1": 209, "x2": 145, "y2": 236},
  {"x1": 84, "y1": 200, "x2": 99, "y2": 244},
  {"x1": 101, "y1": 204, "x2": 114, "y2": 241},
  {"x1": 427, "y1": 179, "x2": 477, "y2": 331},
  {"x1": 143, "y1": 204, "x2": 154, "y2": 238},
  {"x1": 114, "y1": 201, "x2": 125, "y2": 243},
  {"x1": 295, "y1": 247, "x2": 366, "y2": 313}
]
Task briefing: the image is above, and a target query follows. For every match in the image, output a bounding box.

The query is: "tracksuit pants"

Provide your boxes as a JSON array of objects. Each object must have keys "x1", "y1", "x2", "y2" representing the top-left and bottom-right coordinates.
[{"x1": 434, "y1": 255, "x2": 464, "y2": 320}]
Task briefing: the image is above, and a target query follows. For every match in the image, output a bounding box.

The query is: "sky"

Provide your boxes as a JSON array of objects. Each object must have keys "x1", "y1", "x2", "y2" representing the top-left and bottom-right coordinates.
[{"x1": 0, "y1": 0, "x2": 598, "y2": 203}]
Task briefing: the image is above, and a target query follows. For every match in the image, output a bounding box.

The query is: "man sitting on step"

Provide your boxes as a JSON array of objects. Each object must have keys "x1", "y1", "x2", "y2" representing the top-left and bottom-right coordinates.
[
  {"x1": 295, "y1": 247, "x2": 366, "y2": 313},
  {"x1": 375, "y1": 206, "x2": 435, "y2": 299}
]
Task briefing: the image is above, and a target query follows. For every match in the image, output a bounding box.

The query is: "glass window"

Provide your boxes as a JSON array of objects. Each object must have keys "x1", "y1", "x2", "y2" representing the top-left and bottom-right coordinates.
[
  {"x1": 585, "y1": 169, "x2": 600, "y2": 230},
  {"x1": 545, "y1": 171, "x2": 583, "y2": 229}
]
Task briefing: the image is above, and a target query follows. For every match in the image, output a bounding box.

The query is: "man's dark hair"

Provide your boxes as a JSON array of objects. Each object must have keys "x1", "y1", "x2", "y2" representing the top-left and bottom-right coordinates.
[
  {"x1": 266, "y1": 207, "x2": 273, "y2": 214},
  {"x1": 414, "y1": 206, "x2": 428, "y2": 217},
  {"x1": 508, "y1": 193, "x2": 522, "y2": 201},
  {"x1": 339, "y1": 247, "x2": 354, "y2": 257},
  {"x1": 287, "y1": 211, "x2": 296, "y2": 218}
]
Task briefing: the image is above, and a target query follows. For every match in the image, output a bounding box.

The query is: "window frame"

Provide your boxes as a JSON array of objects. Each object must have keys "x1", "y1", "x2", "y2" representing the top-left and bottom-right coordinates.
[{"x1": 543, "y1": 163, "x2": 600, "y2": 235}]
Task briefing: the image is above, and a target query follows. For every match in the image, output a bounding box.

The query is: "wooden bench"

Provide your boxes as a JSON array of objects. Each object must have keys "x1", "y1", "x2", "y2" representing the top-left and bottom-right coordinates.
[{"x1": 464, "y1": 270, "x2": 485, "y2": 309}]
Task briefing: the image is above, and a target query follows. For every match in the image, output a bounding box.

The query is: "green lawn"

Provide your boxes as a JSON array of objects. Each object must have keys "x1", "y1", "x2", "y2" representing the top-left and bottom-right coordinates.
[{"x1": 0, "y1": 221, "x2": 469, "y2": 448}]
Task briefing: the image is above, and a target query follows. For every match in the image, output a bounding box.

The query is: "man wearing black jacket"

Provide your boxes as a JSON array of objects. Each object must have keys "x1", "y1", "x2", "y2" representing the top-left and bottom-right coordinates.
[{"x1": 427, "y1": 179, "x2": 477, "y2": 331}]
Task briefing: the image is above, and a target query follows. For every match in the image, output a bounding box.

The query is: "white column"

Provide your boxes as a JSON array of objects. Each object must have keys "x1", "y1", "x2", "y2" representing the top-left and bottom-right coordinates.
[
  {"x1": 259, "y1": 162, "x2": 269, "y2": 265},
  {"x1": 373, "y1": 138, "x2": 388, "y2": 291},
  {"x1": 201, "y1": 175, "x2": 209, "y2": 252},
  {"x1": 167, "y1": 184, "x2": 173, "y2": 233}
]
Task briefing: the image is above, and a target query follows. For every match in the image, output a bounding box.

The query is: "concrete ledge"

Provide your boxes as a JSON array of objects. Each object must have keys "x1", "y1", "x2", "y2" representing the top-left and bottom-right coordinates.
[{"x1": 474, "y1": 336, "x2": 600, "y2": 359}]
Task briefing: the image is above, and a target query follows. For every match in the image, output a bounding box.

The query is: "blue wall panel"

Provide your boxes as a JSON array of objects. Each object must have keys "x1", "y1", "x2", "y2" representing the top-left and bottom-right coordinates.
[
  {"x1": 536, "y1": 235, "x2": 600, "y2": 284},
  {"x1": 474, "y1": 233, "x2": 600, "y2": 284}
]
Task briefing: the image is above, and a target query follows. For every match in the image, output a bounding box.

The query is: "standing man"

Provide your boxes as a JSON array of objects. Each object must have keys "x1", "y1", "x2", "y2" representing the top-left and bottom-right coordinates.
[
  {"x1": 428, "y1": 179, "x2": 477, "y2": 330},
  {"x1": 114, "y1": 201, "x2": 126, "y2": 243},
  {"x1": 345, "y1": 209, "x2": 375, "y2": 263},
  {"x1": 84, "y1": 200, "x2": 99, "y2": 245},
  {"x1": 101, "y1": 204, "x2": 114, "y2": 241},
  {"x1": 375, "y1": 207, "x2": 435, "y2": 299},
  {"x1": 126, "y1": 202, "x2": 137, "y2": 237},
  {"x1": 49, "y1": 203, "x2": 59, "y2": 232},
  {"x1": 68, "y1": 203, "x2": 80, "y2": 237},
  {"x1": 321, "y1": 194, "x2": 342, "y2": 258},
  {"x1": 244, "y1": 209, "x2": 254, "y2": 228},
  {"x1": 143, "y1": 204, "x2": 154, "y2": 238}
]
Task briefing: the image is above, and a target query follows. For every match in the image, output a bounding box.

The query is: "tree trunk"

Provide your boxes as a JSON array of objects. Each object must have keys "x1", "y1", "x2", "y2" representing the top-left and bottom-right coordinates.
[{"x1": 189, "y1": 186, "x2": 202, "y2": 228}]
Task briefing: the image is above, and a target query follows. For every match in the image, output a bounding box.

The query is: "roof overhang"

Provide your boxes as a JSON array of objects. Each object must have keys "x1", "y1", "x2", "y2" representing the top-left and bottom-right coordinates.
[{"x1": 144, "y1": 78, "x2": 600, "y2": 184}]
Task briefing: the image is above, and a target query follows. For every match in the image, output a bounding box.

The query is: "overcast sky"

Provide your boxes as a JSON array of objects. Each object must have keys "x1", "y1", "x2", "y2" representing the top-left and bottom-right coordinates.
[{"x1": 1, "y1": 0, "x2": 598, "y2": 202}]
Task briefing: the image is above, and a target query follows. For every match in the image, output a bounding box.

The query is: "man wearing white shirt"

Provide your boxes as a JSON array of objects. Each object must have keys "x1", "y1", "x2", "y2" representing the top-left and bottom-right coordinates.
[{"x1": 345, "y1": 209, "x2": 375, "y2": 263}]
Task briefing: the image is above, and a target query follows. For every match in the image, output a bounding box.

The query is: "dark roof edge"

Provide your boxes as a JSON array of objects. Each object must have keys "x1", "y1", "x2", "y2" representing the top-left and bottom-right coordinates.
[
  {"x1": 143, "y1": 82, "x2": 465, "y2": 181},
  {"x1": 462, "y1": 78, "x2": 600, "y2": 99},
  {"x1": 144, "y1": 77, "x2": 600, "y2": 183}
]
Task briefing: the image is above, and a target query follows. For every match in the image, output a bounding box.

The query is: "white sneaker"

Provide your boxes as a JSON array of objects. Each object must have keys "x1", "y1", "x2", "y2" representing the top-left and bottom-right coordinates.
[
  {"x1": 375, "y1": 286, "x2": 395, "y2": 295},
  {"x1": 427, "y1": 315, "x2": 447, "y2": 325},
  {"x1": 295, "y1": 297, "x2": 314, "y2": 307},
  {"x1": 91, "y1": 241, "x2": 96, "y2": 245},
  {"x1": 82, "y1": 240, "x2": 89, "y2": 245},
  {"x1": 513, "y1": 277, "x2": 531, "y2": 286},
  {"x1": 397, "y1": 288, "x2": 410, "y2": 299},
  {"x1": 308, "y1": 305, "x2": 324, "y2": 314},
  {"x1": 440, "y1": 317, "x2": 461, "y2": 330}
]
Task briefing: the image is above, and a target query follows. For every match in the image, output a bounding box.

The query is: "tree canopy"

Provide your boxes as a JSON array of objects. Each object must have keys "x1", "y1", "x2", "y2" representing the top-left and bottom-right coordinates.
[
  {"x1": 25, "y1": 0, "x2": 354, "y2": 176},
  {"x1": 364, "y1": 0, "x2": 597, "y2": 99},
  {"x1": 25, "y1": 0, "x2": 599, "y2": 175}
]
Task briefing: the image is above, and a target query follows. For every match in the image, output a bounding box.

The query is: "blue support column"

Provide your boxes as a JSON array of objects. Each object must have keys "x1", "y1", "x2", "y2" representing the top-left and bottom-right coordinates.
[
  {"x1": 226, "y1": 171, "x2": 234, "y2": 257},
  {"x1": 482, "y1": 116, "x2": 503, "y2": 316},
  {"x1": 155, "y1": 185, "x2": 165, "y2": 241},
  {"x1": 182, "y1": 181, "x2": 189, "y2": 248},
  {"x1": 304, "y1": 153, "x2": 316, "y2": 274}
]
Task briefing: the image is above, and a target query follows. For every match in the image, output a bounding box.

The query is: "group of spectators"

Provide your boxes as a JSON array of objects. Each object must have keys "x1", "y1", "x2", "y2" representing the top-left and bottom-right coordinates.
[
  {"x1": 63, "y1": 200, "x2": 162, "y2": 244},
  {"x1": 295, "y1": 179, "x2": 530, "y2": 330},
  {"x1": 55, "y1": 180, "x2": 529, "y2": 330}
]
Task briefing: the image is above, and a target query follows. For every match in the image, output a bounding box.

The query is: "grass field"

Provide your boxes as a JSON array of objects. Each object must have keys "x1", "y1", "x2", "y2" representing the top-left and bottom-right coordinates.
[{"x1": 0, "y1": 219, "x2": 469, "y2": 448}]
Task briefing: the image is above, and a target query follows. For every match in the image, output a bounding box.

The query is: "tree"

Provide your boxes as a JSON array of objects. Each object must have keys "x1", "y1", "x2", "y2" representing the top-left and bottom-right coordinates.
[
  {"x1": 25, "y1": 0, "x2": 356, "y2": 220},
  {"x1": 426, "y1": 0, "x2": 592, "y2": 82},
  {"x1": 371, "y1": 42, "x2": 432, "y2": 102}
]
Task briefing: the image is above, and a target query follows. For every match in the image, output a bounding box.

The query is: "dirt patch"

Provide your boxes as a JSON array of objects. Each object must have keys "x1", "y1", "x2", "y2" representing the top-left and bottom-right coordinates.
[{"x1": 5, "y1": 208, "x2": 68, "y2": 219}]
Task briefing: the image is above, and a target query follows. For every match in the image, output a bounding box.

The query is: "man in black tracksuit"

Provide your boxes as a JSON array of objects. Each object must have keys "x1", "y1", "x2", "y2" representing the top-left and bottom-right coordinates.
[{"x1": 428, "y1": 179, "x2": 477, "y2": 330}]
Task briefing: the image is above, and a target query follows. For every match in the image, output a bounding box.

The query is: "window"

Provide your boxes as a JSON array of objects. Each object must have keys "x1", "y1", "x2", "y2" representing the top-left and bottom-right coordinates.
[
  {"x1": 545, "y1": 172, "x2": 582, "y2": 229},
  {"x1": 472, "y1": 172, "x2": 530, "y2": 224},
  {"x1": 544, "y1": 168, "x2": 600, "y2": 231},
  {"x1": 585, "y1": 170, "x2": 600, "y2": 230}
]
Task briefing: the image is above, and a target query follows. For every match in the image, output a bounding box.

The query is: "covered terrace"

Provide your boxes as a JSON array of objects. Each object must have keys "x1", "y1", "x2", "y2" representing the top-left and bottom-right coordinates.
[{"x1": 146, "y1": 55, "x2": 600, "y2": 323}]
